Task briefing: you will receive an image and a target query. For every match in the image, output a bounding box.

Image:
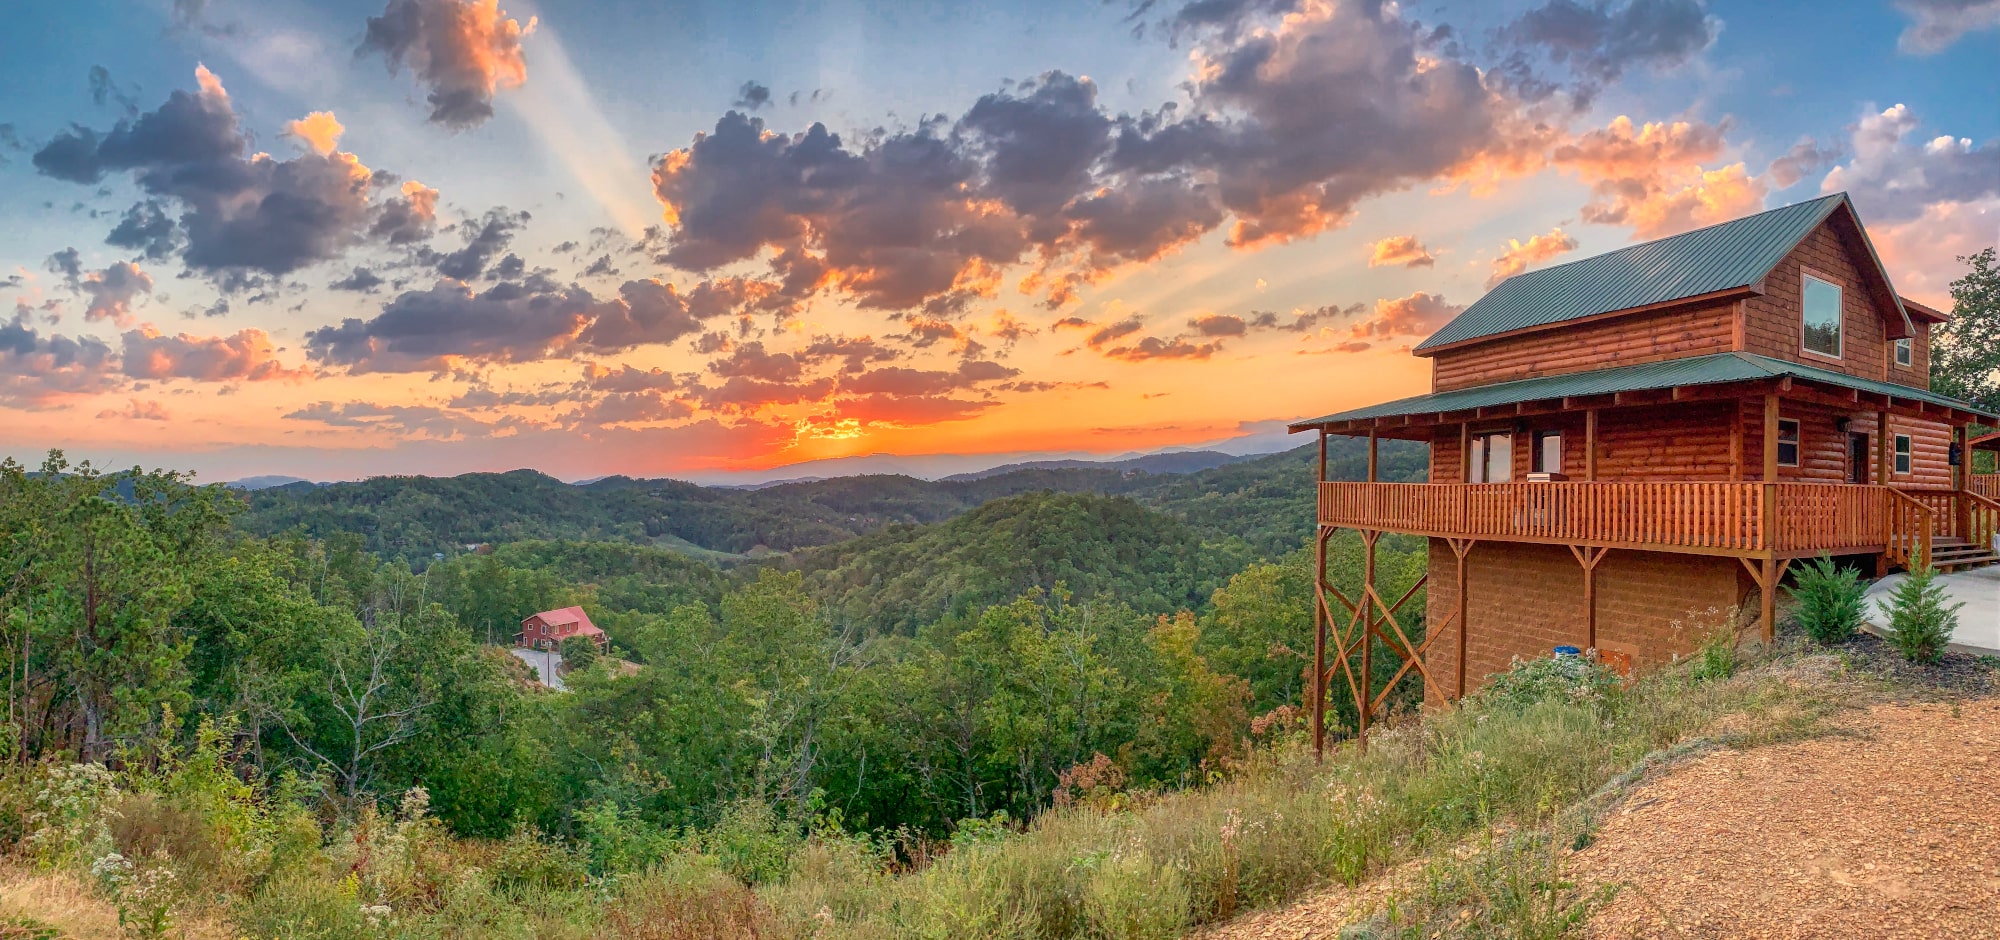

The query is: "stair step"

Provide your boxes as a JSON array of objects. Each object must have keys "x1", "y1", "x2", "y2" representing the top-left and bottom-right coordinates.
[{"x1": 1938, "y1": 554, "x2": 1999, "y2": 570}]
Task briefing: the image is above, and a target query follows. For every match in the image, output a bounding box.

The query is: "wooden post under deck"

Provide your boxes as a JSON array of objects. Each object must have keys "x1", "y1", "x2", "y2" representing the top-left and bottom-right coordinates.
[
  {"x1": 1358, "y1": 530, "x2": 1378, "y2": 749},
  {"x1": 1451, "y1": 539, "x2": 1473, "y2": 699},
  {"x1": 1311, "y1": 430, "x2": 1327, "y2": 758},
  {"x1": 1570, "y1": 546, "x2": 1608, "y2": 651}
]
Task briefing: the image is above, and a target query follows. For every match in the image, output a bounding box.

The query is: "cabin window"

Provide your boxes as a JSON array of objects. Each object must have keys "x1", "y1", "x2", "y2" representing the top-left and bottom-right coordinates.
[
  {"x1": 1895, "y1": 337, "x2": 1913, "y2": 367},
  {"x1": 1777, "y1": 418, "x2": 1801, "y2": 468},
  {"x1": 1801, "y1": 274, "x2": 1843, "y2": 359},
  {"x1": 1468, "y1": 432, "x2": 1513, "y2": 483},
  {"x1": 1531, "y1": 430, "x2": 1563, "y2": 475},
  {"x1": 1895, "y1": 434, "x2": 1912, "y2": 475}
]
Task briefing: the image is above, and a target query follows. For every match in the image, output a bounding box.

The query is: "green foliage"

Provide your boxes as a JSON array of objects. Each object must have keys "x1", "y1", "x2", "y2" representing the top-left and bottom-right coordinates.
[
  {"x1": 1788, "y1": 555, "x2": 1867, "y2": 646},
  {"x1": 788, "y1": 491, "x2": 1251, "y2": 636},
  {"x1": 558, "y1": 635, "x2": 600, "y2": 671},
  {"x1": 1471, "y1": 654, "x2": 1623, "y2": 712},
  {"x1": 1884, "y1": 566, "x2": 1963, "y2": 664},
  {"x1": 1931, "y1": 246, "x2": 2000, "y2": 414}
]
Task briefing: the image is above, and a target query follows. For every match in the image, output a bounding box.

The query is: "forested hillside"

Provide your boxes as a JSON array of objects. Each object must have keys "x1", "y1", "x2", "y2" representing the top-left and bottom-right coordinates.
[{"x1": 233, "y1": 438, "x2": 1427, "y2": 561}]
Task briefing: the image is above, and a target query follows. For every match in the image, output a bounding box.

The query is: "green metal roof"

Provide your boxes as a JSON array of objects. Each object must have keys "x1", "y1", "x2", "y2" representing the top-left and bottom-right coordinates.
[
  {"x1": 1289, "y1": 352, "x2": 1998, "y2": 430},
  {"x1": 1416, "y1": 193, "x2": 1862, "y2": 352}
]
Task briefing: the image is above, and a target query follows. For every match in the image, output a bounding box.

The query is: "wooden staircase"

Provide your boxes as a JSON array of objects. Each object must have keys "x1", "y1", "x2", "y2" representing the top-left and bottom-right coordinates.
[
  {"x1": 1887, "y1": 487, "x2": 2000, "y2": 573},
  {"x1": 1929, "y1": 537, "x2": 1999, "y2": 572}
]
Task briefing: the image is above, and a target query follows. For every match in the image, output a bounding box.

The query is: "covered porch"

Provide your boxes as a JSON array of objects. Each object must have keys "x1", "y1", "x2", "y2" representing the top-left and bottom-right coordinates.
[{"x1": 1286, "y1": 353, "x2": 1999, "y2": 757}]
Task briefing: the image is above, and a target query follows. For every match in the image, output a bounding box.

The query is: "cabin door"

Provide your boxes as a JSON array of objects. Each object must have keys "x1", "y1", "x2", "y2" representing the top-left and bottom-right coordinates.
[{"x1": 1848, "y1": 433, "x2": 1870, "y2": 484}]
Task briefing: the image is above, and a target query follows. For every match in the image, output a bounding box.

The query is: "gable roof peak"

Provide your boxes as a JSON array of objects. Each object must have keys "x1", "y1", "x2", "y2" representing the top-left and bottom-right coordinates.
[{"x1": 1414, "y1": 192, "x2": 1904, "y2": 355}]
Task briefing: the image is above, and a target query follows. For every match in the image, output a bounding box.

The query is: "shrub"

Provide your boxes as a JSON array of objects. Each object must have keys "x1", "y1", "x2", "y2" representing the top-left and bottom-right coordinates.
[
  {"x1": 1883, "y1": 565, "x2": 1962, "y2": 664},
  {"x1": 1788, "y1": 555, "x2": 1868, "y2": 645},
  {"x1": 601, "y1": 856, "x2": 782, "y2": 940},
  {"x1": 1473, "y1": 653, "x2": 1621, "y2": 710}
]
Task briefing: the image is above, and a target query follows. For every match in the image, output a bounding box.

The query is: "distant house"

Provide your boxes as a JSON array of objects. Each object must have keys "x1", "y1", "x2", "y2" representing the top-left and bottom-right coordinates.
[{"x1": 517, "y1": 606, "x2": 608, "y2": 651}]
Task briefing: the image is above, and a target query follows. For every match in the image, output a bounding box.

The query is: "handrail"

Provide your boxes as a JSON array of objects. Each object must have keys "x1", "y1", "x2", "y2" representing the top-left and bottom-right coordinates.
[
  {"x1": 1885, "y1": 488, "x2": 1935, "y2": 570},
  {"x1": 1964, "y1": 490, "x2": 2000, "y2": 556},
  {"x1": 1972, "y1": 474, "x2": 2000, "y2": 501}
]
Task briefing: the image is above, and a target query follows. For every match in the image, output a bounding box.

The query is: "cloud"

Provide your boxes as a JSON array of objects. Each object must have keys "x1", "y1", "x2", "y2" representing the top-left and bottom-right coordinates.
[
  {"x1": 1893, "y1": 0, "x2": 2000, "y2": 53},
  {"x1": 88, "y1": 66, "x2": 140, "y2": 118},
  {"x1": 284, "y1": 111, "x2": 345, "y2": 156},
  {"x1": 32, "y1": 69, "x2": 417, "y2": 286},
  {"x1": 1187, "y1": 313, "x2": 1247, "y2": 337},
  {"x1": 373, "y1": 181, "x2": 441, "y2": 245},
  {"x1": 1820, "y1": 104, "x2": 2000, "y2": 224},
  {"x1": 0, "y1": 311, "x2": 121, "y2": 406},
  {"x1": 330, "y1": 267, "x2": 386, "y2": 292},
  {"x1": 1487, "y1": 227, "x2": 1578, "y2": 287},
  {"x1": 306, "y1": 279, "x2": 587, "y2": 372},
  {"x1": 649, "y1": 3, "x2": 1567, "y2": 315},
  {"x1": 360, "y1": 0, "x2": 535, "y2": 129},
  {"x1": 120, "y1": 326, "x2": 307, "y2": 382},
  {"x1": 732, "y1": 81, "x2": 772, "y2": 110},
  {"x1": 97, "y1": 399, "x2": 171, "y2": 421},
  {"x1": 427, "y1": 207, "x2": 528, "y2": 280},
  {"x1": 1498, "y1": 0, "x2": 1718, "y2": 103},
  {"x1": 1552, "y1": 115, "x2": 1763, "y2": 238},
  {"x1": 1368, "y1": 234, "x2": 1436, "y2": 268},
  {"x1": 1764, "y1": 137, "x2": 1838, "y2": 189},
  {"x1": 1340, "y1": 292, "x2": 1464, "y2": 350},
  {"x1": 78, "y1": 261, "x2": 154, "y2": 324},
  {"x1": 286, "y1": 400, "x2": 492, "y2": 438}
]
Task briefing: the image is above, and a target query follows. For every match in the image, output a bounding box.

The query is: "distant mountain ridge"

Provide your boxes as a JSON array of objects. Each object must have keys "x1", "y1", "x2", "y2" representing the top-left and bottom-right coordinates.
[
  {"x1": 939, "y1": 449, "x2": 1245, "y2": 481},
  {"x1": 234, "y1": 438, "x2": 1426, "y2": 562}
]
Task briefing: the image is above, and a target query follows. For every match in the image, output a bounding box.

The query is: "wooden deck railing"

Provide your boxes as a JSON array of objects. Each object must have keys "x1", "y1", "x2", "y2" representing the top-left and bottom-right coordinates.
[
  {"x1": 1317, "y1": 481, "x2": 1905, "y2": 557},
  {"x1": 1974, "y1": 474, "x2": 2000, "y2": 500},
  {"x1": 1316, "y1": 481, "x2": 1996, "y2": 561},
  {"x1": 1885, "y1": 488, "x2": 1934, "y2": 569}
]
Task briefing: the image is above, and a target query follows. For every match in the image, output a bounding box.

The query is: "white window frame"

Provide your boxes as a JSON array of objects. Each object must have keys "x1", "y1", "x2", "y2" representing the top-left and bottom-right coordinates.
[
  {"x1": 1895, "y1": 434, "x2": 1912, "y2": 475},
  {"x1": 1777, "y1": 418, "x2": 1802, "y2": 468},
  {"x1": 1531, "y1": 429, "x2": 1563, "y2": 475},
  {"x1": 1468, "y1": 431, "x2": 1513, "y2": 484},
  {"x1": 1895, "y1": 337, "x2": 1913, "y2": 367},
  {"x1": 1800, "y1": 271, "x2": 1844, "y2": 361}
]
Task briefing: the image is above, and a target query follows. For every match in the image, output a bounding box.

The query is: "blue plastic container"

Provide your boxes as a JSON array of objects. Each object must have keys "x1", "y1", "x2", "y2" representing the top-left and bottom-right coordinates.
[{"x1": 1552, "y1": 645, "x2": 1582, "y2": 657}]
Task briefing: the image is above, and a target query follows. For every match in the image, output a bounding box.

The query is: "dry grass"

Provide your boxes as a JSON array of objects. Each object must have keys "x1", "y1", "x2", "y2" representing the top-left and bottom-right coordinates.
[{"x1": 0, "y1": 866, "x2": 232, "y2": 940}]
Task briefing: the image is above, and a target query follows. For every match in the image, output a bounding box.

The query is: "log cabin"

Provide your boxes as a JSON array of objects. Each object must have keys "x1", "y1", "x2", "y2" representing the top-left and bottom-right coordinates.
[{"x1": 1287, "y1": 193, "x2": 2000, "y2": 751}]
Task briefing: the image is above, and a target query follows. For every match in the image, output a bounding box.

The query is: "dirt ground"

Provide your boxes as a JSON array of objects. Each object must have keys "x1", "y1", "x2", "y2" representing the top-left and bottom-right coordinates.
[
  {"x1": 1574, "y1": 697, "x2": 2000, "y2": 939},
  {"x1": 1193, "y1": 696, "x2": 2000, "y2": 939}
]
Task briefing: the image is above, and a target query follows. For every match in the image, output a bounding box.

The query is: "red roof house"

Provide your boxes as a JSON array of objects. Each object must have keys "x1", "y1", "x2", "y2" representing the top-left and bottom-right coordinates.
[{"x1": 518, "y1": 606, "x2": 608, "y2": 651}]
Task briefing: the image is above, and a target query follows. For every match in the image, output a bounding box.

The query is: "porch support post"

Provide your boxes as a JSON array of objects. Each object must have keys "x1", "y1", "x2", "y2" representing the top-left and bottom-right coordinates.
[
  {"x1": 1569, "y1": 546, "x2": 1608, "y2": 651},
  {"x1": 1585, "y1": 408, "x2": 1599, "y2": 482},
  {"x1": 1446, "y1": 538, "x2": 1475, "y2": 700},
  {"x1": 1358, "y1": 529, "x2": 1378, "y2": 752},
  {"x1": 1762, "y1": 393, "x2": 1781, "y2": 482},
  {"x1": 1877, "y1": 409, "x2": 1891, "y2": 486},
  {"x1": 1367, "y1": 429, "x2": 1378, "y2": 483},
  {"x1": 1729, "y1": 401, "x2": 1744, "y2": 482},
  {"x1": 1311, "y1": 430, "x2": 1328, "y2": 760}
]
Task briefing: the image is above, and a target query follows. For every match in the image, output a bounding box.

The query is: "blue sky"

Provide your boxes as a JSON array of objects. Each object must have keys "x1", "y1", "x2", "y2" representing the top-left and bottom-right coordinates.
[{"x1": 1, "y1": 0, "x2": 1995, "y2": 482}]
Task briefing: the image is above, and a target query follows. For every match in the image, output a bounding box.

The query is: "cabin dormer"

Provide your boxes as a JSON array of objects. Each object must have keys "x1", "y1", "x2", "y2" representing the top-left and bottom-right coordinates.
[{"x1": 1416, "y1": 194, "x2": 1933, "y2": 395}]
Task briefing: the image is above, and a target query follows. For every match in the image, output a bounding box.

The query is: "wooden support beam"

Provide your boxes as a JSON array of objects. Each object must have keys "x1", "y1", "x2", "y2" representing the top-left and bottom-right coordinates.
[
  {"x1": 1729, "y1": 400, "x2": 1744, "y2": 482},
  {"x1": 1763, "y1": 393, "x2": 1781, "y2": 483},
  {"x1": 1367, "y1": 429, "x2": 1378, "y2": 483},
  {"x1": 1877, "y1": 409, "x2": 1892, "y2": 487},
  {"x1": 1357, "y1": 530, "x2": 1377, "y2": 752},
  {"x1": 1569, "y1": 546, "x2": 1609, "y2": 651},
  {"x1": 1449, "y1": 538, "x2": 1474, "y2": 700},
  {"x1": 1585, "y1": 408, "x2": 1598, "y2": 482}
]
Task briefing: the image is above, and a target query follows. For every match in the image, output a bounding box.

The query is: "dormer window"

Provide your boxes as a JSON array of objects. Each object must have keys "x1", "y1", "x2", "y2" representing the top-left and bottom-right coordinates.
[{"x1": 1801, "y1": 273, "x2": 1842, "y2": 359}]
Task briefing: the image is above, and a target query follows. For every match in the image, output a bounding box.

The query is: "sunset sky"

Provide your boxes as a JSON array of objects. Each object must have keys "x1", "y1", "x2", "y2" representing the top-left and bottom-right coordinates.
[{"x1": 2, "y1": 0, "x2": 1996, "y2": 483}]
